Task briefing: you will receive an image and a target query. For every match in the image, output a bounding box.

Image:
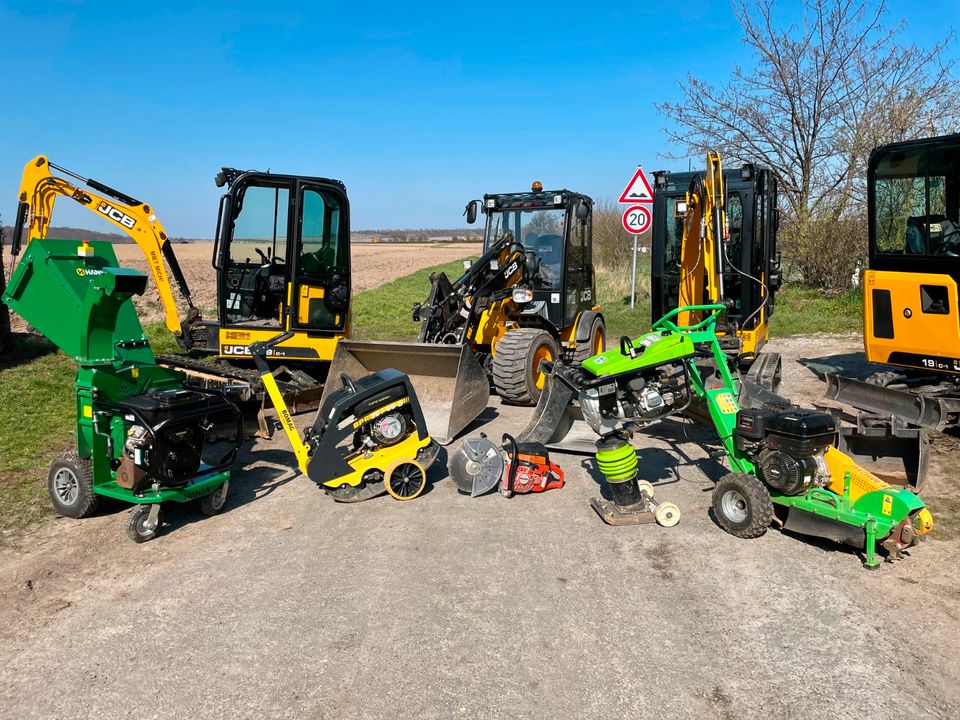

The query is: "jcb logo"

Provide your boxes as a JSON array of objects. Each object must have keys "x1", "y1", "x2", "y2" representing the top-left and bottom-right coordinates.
[
  {"x1": 503, "y1": 261, "x2": 519, "y2": 279},
  {"x1": 581, "y1": 289, "x2": 592, "y2": 302},
  {"x1": 222, "y1": 344, "x2": 286, "y2": 357},
  {"x1": 97, "y1": 201, "x2": 136, "y2": 230}
]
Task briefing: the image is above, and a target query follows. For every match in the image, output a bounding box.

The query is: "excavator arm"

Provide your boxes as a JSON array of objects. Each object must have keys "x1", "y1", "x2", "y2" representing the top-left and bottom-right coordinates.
[
  {"x1": 677, "y1": 151, "x2": 728, "y2": 328},
  {"x1": 11, "y1": 155, "x2": 199, "y2": 348}
]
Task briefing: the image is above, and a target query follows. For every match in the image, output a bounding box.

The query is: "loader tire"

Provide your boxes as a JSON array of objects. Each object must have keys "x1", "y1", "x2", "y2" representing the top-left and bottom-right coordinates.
[
  {"x1": 572, "y1": 315, "x2": 606, "y2": 365},
  {"x1": 712, "y1": 473, "x2": 773, "y2": 539},
  {"x1": 492, "y1": 328, "x2": 558, "y2": 406},
  {"x1": 48, "y1": 451, "x2": 101, "y2": 519}
]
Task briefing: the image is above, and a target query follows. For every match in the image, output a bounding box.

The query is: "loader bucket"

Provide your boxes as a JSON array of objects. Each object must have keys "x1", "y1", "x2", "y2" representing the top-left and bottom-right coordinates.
[
  {"x1": 517, "y1": 365, "x2": 599, "y2": 454},
  {"x1": 321, "y1": 340, "x2": 489, "y2": 445}
]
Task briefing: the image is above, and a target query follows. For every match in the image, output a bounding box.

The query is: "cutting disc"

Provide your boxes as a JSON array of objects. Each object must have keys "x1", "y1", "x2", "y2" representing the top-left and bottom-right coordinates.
[{"x1": 449, "y1": 436, "x2": 504, "y2": 497}]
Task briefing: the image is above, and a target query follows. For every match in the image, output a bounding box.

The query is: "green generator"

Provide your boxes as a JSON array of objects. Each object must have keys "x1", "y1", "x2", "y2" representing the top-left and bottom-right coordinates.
[{"x1": 2, "y1": 239, "x2": 241, "y2": 541}]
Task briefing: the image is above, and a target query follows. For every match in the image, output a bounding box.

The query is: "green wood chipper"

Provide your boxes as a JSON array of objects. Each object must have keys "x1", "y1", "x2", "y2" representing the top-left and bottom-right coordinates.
[{"x1": 2, "y1": 239, "x2": 241, "y2": 541}]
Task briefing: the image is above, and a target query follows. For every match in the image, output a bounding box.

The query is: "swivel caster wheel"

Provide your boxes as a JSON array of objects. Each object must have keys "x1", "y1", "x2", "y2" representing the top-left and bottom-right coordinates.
[{"x1": 125, "y1": 504, "x2": 163, "y2": 543}]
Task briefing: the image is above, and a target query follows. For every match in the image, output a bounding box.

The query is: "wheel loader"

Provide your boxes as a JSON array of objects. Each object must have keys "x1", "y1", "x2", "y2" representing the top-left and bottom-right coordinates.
[
  {"x1": 412, "y1": 182, "x2": 606, "y2": 406},
  {"x1": 10, "y1": 156, "x2": 484, "y2": 443}
]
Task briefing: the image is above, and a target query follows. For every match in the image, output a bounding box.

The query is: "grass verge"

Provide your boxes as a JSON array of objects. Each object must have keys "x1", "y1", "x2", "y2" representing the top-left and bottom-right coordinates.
[
  {"x1": 351, "y1": 259, "x2": 472, "y2": 339},
  {"x1": 0, "y1": 337, "x2": 76, "y2": 532},
  {"x1": 769, "y1": 286, "x2": 862, "y2": 336}
]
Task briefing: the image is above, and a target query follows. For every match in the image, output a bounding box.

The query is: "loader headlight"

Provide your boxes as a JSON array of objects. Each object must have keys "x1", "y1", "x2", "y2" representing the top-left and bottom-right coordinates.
[{"x1": 512, "y1": 287, "x2": 534, "y2": 304}]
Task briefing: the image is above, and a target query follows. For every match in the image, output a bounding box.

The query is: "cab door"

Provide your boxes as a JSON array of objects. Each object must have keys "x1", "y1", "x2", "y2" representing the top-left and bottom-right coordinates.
[
  {"x1": 563, "y1": 202, "x2": 594, "y2": 328},
  {"x1": 290, "y1": 181, "x2": 351, "y2": 334}
]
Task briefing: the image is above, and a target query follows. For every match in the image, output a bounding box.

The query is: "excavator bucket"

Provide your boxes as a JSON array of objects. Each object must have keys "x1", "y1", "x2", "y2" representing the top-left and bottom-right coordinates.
[{"x1": 321, "y1": 340, "x2": 489, "y2": 445}]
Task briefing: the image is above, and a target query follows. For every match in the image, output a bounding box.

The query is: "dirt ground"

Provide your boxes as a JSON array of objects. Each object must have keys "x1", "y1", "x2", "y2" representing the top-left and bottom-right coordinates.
[
  {"x1": 9, "y1": 242, "x2": 481, "y2": 330},
  {"x1": 1, "y1": 334, "x2": 958, "y2": 719}
]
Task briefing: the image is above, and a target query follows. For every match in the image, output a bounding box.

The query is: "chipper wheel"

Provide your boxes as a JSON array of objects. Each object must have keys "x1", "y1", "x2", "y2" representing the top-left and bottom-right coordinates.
[
  {"x1": 572, "y1": 315, "x2": 606, "y2": 365},
  {"x1": 48, "y1": 451, "x2": 101, "y2": 519},
  {"x1": 124, "y1": 505, "x2": 163, "y2": 543},
  {"x1": 712, "y1": 473, "x2": 774, "y2": 539},
  {"x1": 198, "y1": 481, "x2": 230, "y2": 516},
  {"x1": 492, "y1": 328, "x2": 559, "y2": 405}
]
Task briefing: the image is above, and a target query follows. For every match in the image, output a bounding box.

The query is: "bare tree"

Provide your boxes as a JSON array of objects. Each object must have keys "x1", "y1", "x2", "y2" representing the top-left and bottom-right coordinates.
[
  {"x1": 0, "y1": 218, "x2": 13, "y2": 355},
  {"x1": 593, "y1": 199, "x2": 645, "y2": 268},
  {"x1": 657, "y1": 0, "x2": 958, "y2": 286}
]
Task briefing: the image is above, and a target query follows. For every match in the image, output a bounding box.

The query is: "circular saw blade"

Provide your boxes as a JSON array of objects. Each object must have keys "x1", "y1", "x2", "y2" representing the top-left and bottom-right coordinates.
[{"x1": 449, "y1": 436, "x2": 504, "y2": 497}]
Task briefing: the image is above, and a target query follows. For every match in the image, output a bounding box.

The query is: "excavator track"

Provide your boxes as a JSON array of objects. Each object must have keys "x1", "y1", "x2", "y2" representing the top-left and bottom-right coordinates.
[{"x1": 157, "y1": 354, "x2": 325, "y2": 436}]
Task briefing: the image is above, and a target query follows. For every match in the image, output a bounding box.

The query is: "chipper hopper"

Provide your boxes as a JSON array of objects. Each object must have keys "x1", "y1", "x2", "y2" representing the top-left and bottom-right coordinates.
[
  {"x1": 2, "y1": 239, "x2": 241, "y2": 541},
  {"x1": 320, "y1": 340, "x2": 489, "y2": 445}
]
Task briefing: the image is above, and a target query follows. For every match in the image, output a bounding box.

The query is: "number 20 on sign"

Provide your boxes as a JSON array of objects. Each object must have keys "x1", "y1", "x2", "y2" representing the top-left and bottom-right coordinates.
[{"x1": 621, "y1": 204, "x2": 651, "y2": 235}]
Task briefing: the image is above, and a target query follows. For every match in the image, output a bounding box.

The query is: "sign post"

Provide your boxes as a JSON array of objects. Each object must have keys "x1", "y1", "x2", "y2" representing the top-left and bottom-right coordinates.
[{"x1": 618, "y1": 167, "x2": 654, "y2": 309}]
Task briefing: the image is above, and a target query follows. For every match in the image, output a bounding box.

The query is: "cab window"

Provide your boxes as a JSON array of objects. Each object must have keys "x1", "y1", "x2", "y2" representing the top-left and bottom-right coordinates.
[
  {"x1": 298, "y1": 188, "x2": 345, "y2": 275},
  {"x1": 874, "y1": 146, "x2": 960, "y2": 257},
  {"x1": 230, "y1": 185, "x2": 289, "y2": 265}
]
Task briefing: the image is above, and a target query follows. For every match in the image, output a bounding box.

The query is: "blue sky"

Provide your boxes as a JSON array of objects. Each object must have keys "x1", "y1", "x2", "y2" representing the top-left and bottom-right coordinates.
[{"x1": 0, "y1": 1, "x2": 956, "y2": 236}]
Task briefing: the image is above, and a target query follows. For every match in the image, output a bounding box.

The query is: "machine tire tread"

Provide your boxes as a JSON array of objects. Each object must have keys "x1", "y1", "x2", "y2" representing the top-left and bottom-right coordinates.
[
  {"x1": 124, "y1": 505, "x2": 161, "y2": 543},
  {"x1": 47, "y1": 451, "x2": 100, "y2": 519},
  {"x1": 572, "y1": 315, "x2": 606, "y2": 365},
  {"x1": 492, "y1": 328, "x2": 557, "y2": 405},
  {"x1": 712, "y1": 472, "x2": 773, "y2": 539}
]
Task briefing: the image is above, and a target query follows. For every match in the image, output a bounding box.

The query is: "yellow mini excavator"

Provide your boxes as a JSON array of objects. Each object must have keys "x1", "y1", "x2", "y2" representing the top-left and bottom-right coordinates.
[
  {"x1": 11, "y1": 156, "x2": 484, "y2": 441},
  {"x1": 12, "y1": 155, "x2": 203, "y2": 348},
  {"x1": 651, "y1": 152, "x2": 782, "y2": 390},
  {"x1": 825, "y1": 133, "x2": 960, "y2": 489}
]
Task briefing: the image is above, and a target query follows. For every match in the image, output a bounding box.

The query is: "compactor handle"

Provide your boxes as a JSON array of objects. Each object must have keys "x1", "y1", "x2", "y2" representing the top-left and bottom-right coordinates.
[
  {"x1": 249, "y1": 331, "x2": 294, "y2": 374},
  {"x1": 339, "y1": 373, "x2": 359, "y2": 394},
  {"x1": 619, "y1": 336, "x2": 637, "y2": 359},
  {"x1": 263, "y1": 331, "x2": 294, "y2": 349}
]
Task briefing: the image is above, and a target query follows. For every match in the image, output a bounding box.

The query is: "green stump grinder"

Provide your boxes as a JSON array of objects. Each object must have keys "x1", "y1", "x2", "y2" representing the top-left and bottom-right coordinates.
[{"x1": 521, "y1": 304, "x2": 934, "y2": 568}]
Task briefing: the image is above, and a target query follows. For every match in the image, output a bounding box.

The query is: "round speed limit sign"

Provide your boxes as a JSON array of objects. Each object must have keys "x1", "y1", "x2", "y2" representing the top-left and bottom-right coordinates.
[{"x1": 622, "y1": 204, "x2": 651, "y2": 235}]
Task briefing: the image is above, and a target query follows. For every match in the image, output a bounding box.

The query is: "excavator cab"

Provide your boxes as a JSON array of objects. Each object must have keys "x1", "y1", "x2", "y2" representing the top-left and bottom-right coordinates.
[
  {"x1": 651, "y1": 164, "x2": 780, "y2": 362},
  {"x1": 865, "y1": 134, "x2": 960, "y2": 371},
  {"x1": 204, "y1": 169, "x2": 351, "y2": 362}
]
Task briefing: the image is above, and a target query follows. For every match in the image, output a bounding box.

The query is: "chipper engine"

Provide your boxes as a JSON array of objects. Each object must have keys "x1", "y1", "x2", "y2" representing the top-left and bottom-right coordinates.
[
  {"x1": 521, "y1": 304, "x2": 934, "y2": 567},
  {"x1": 2, "y1": 239, "x2": 241, "y2": 542},
  {"x1": 251, "y1": 333, "x2": 439, "y2": 502}
]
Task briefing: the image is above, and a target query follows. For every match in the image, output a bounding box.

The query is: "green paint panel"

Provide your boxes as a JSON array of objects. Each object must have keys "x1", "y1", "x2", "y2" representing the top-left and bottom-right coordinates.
[
  {"x1": 2, "y1": 239, "x2": 154, "y2": 366},
  {"x1": 582, "y1": 331, "x2": 694, "y2": 377},
  {"x1": 93, "y1": 469, "x2": 231, "y2": 503}
]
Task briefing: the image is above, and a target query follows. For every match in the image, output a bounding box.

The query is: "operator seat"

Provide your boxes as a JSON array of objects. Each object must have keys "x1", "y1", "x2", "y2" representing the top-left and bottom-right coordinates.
[{"x1": 535, "y1": 234, "x2": 563, "y2": 290}]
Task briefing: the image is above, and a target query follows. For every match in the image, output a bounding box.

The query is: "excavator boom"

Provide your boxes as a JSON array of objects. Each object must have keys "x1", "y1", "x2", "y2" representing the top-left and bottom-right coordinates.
[{"x1": 11, "y1": 155, "x2": 198, "y2": 347}]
